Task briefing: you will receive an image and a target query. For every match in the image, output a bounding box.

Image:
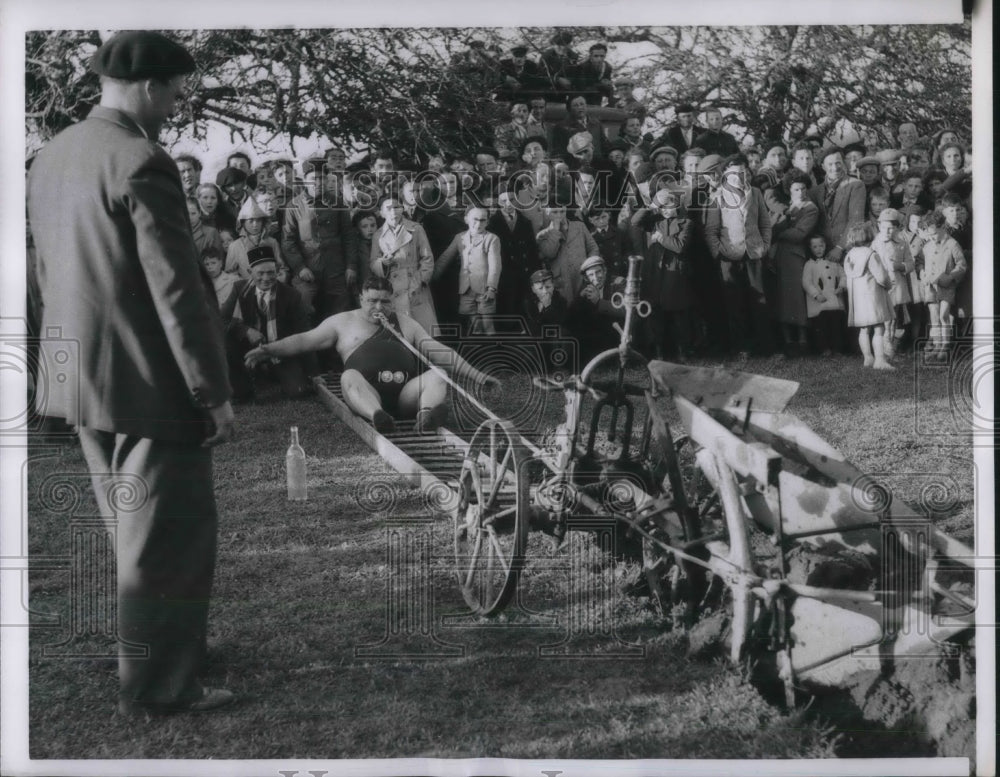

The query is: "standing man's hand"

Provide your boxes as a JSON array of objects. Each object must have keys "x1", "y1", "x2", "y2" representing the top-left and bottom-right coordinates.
[
  {"x1": 203, "y1": 401, "x2": 235, "y2": 446},
  {"x1": 345, "y1": 268, "x2": 358, "y2": 291}
]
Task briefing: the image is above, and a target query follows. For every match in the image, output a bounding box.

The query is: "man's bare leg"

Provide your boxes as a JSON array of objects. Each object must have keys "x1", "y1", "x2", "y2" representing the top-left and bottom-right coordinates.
[
  {"x1": 399, "y1": 371, "x2": 449, "y2": 432},
  {"x1": 341, "y1": 369, "x2": 395, "y2": 432}
]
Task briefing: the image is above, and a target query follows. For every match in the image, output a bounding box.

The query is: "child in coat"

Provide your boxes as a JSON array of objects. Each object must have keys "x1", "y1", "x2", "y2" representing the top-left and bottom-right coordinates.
[
  {"x1": 843, "y1": 222, "x2": 894, "y2": 369},
  {"x1": 801, "y1": 234, "x2": 846, "y2": 355},
  {"x1": 916, "y1": 211, "x2": 967, "y2": 363},
  {"x1": 869, "y1": 208, "x2": 914, "y2": 359},
  {"x1": 899, "y1": 204, "x2": 926, "y2": 348}
]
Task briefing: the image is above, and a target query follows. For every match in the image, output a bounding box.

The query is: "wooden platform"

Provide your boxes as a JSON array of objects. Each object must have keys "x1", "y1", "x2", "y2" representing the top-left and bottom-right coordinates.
[{"x1": 313, "y1": 372, "x2": 473, "y2": 492}]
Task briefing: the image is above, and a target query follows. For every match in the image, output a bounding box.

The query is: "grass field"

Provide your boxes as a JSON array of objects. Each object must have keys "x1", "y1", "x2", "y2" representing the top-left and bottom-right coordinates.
[{"x1": 24, "y1": 347, "x2": 977, "y2": 761}]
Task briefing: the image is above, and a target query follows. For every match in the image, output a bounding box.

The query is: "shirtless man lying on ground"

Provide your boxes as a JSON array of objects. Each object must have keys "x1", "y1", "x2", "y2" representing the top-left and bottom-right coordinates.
[{"x1": 245, "y1": 275, "x2": 499, "y2": 433}]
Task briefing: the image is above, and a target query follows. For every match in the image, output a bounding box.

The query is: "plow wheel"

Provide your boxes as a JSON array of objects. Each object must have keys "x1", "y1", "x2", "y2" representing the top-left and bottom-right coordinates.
[{"x1": 453, "y1": 419, "x2": 530, "y2": 615}]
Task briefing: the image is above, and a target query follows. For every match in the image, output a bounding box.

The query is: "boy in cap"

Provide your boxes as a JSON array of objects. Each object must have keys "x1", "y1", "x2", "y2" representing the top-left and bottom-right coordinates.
[
  {"x1": 226, "y1": 245, "x2": 317, "y2": 401},
  {"x1": 498, "y1": 45, "x2": 545, "y2": 102},
  {"x1": 523, "y1": 267, "x2": 570, "y2": 339},
  {"x1": 693, "y1": 108, "x2": 740, "y2": 158},
  {"x1": 869, "y1": 207, "x2": 914, "y2": 357},
  {"x1": 28, "y1": 29, "x2": 234, "y2": 715},
  {"x1": 569, "y1": 255, "x2": 626, "y2": 362}
]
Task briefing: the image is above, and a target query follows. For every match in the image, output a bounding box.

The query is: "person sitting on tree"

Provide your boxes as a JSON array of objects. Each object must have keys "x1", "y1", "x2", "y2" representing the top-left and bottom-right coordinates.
[{"x1": 245, "y1": 276, "x2": 499, "y2": 435}]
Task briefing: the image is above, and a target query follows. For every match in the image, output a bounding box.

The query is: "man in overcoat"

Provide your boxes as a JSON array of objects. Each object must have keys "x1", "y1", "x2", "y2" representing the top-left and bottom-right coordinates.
[{"x1": 26, "y1": 31, "x2": 235, "y2": 715}]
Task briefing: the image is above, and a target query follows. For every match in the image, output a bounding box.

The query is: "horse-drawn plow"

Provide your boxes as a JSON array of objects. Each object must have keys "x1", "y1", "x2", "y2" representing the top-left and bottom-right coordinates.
[{"x1": 316, "y1": 256, "x2": 978, "y2": 757}]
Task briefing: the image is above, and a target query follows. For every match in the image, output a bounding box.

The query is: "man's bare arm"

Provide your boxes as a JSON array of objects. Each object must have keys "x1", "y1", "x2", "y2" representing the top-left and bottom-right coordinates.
[
  {"x1": 245, "y1": 314, "x2": 342, "y2": 367},
  {"x1": 400, "y1": 316, "x2": 498, "y2": 388}
]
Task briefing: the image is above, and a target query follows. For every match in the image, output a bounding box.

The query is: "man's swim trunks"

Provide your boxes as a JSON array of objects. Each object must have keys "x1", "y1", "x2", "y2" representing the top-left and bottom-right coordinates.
[{"x1": 344, "y1": 315, "x2": 420, "y2": 415}]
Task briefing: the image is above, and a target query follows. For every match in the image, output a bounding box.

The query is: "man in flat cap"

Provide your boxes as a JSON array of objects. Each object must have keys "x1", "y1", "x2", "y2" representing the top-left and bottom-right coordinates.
[
  {"x1": 497, "y1": 44, "x2": 546, "y2": 102},
  {"x1": 27, "y1": 31, "x2": 235, "y2": 715},
  {"x1": 523, "y1": 267, "x2": 570, "y2": 340}
]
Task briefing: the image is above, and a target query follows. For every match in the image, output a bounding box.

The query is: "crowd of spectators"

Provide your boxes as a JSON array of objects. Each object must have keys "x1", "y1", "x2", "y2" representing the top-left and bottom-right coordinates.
[{"x1": 138, "y1": 33, "x2": 974, "y2": 398}]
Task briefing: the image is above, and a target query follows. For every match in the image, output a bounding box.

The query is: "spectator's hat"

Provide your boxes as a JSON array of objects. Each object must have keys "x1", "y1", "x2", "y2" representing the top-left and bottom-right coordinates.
[
  {"x1": 877, "y1": 207, "x2": 902, "y2": 225},
  {"x1": 511, "y1": 45, "x2": 528, "y2": 56},
  {"x1": 247, "y1": 245, "x2": 277, "y2": 268},
  {"x1": 90, "y1": 31, "x2": 196, "y2": 80},
  {"x1": 876, "y1": 149, "x2": 903, "y2": 165},
  {"x1": 650, "y1": 145, "x2": 678, "y2": 161},
  {"x1": 842, "y1": 141, "x2": 866, "y2": 156},
  {"x1": 696, "y1": 154, "x2": 723, "y2": 173},
  {"x1": 551, "y1": 31, "x2": 573, "y2": 45},
  {"x1": 856, "y1": 155, "x2": 880, "y2": 169},
  {"x1": 215, "y1": 167, "x2": 248, "y2": 188},
  {"x1": 237, "y1": 196, "x2": 267, "y2": 222},
  {"x1": 675, "y1": 102, "x2": 695, "y2": 114},
  {"x1": 567, "y1": 132, "x2": 594, "y2": 154},
  {"x1": 580, "y1": 255, "x2": 605, "y2": 274},
  {"x1": 530, "y1": 268, "x2": 554, "y2": 285}
]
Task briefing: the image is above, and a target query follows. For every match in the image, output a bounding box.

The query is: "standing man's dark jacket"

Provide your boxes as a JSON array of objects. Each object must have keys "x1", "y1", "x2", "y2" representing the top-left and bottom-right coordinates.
[{"x1": 27, "y1": 106, "x2": 230, "y2": 443}]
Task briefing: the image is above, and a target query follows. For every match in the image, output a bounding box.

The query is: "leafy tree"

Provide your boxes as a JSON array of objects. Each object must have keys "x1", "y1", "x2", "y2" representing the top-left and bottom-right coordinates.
[{"x1": 25, "y1": 24, "x2": 971, "y2": 161}]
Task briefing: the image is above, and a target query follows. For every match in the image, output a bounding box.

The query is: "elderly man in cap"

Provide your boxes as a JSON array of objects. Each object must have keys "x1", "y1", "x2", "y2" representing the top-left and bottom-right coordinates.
[
  {"x1": 809, "y1": 147, "x2": 867, "y2": 261},
  {"x1": 224, "y1": 245, "x2": 317, "y2": 400},
  {"x1": 877, "y1": 149, "x2": 904, "y2": 195},
  {"x1": 27, "y1": 30, "x2": 235, "y2": 715}
]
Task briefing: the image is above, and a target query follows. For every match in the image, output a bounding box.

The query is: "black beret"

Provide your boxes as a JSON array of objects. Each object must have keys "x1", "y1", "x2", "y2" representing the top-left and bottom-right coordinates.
[
  {"x1": 511, "y1": 46, "x2": 528, "y2": 56},
  {"x1": 90, "y1": 31, "x2": 196, "y2": 81},
  {"x1": 675, "y1": 103, "x2": 695, "y2": 114},
  {"x1": 247, "y1": 245, "x2": 277, "y2": 267},
  {"x1": 215, "y1": 167, "x2": 248, "y2": 188}
]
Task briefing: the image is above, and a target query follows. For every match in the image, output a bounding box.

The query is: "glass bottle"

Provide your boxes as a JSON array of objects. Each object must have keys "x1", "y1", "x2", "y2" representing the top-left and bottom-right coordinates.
[{"x1": 286, "y1": 426, "x2": 307, "y2": 501}]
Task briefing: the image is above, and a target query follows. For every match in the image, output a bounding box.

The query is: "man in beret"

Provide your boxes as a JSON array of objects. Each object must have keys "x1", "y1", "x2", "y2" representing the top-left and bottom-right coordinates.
[
  {"x1": 656, "y1": 103, "x2": 705, "y2": 155},
  {"x1": 27, "y1": 30, "x2": 235, "y2": 715},
  {"x1": 224, "y1": 246, "x2": 317, "y2": 400},
  {"x1": 877, "y1": 148, "x2": 904, "y2": 195}
]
